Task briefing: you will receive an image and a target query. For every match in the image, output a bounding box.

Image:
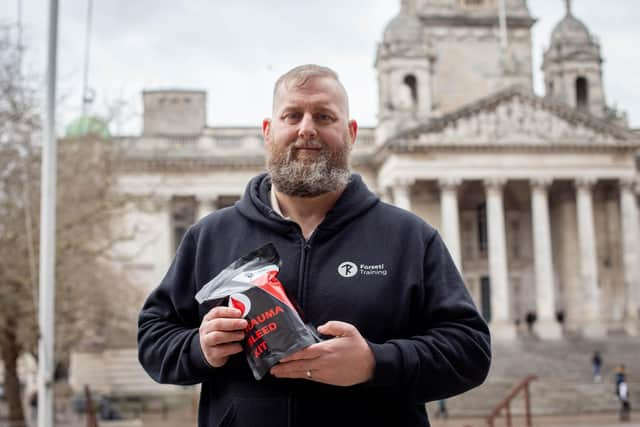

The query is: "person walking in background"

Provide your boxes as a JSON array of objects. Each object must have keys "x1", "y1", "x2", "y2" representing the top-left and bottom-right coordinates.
[
  {"x1": 591, "y1": 351, "x2": 602, "y2": 382},
  {"x1": 616, "y1": 365, "x2": 627, "y2": 392},
  {"x1": 618, "y1": 378, "x2": 631, "y2": 422},
  {"x1": 436, "y1": 399, "x2": 448, "y2": 419}
]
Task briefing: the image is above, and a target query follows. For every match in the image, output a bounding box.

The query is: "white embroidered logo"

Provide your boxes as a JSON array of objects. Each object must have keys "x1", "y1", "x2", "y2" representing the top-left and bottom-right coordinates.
[
  {"x1": 338, "y1": 262, "x2": 389, "y2": 278},
  {"x1": 338, "y1": 262, "x2": 358, "y2": 278}
]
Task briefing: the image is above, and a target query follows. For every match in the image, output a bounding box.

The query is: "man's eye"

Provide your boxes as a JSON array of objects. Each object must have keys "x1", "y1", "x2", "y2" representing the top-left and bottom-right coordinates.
[
  {"x1": 316, "y1": 114, "x2": 334, "y2": 123},
  {"x1": 284, "y1": 112, "x2": 302, "y2": 122}
]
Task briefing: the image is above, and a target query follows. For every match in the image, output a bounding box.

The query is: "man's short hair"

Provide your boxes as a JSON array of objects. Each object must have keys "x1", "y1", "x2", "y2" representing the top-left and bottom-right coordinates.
[{"x1": 272, "y1": 64, "x2": 349, "y2": 114}]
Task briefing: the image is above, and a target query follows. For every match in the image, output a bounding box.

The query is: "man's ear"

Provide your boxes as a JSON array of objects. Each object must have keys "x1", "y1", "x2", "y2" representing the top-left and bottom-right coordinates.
[
  {"x1": 348, "y1": 119, "x2": 358, "y2": 145},
  {"x1": 262, "y1": 118, "x2": 272, "y2": 144}
]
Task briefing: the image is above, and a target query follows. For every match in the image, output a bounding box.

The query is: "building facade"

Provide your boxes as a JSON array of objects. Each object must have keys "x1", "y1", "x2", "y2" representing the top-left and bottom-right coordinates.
[{"x1": 115, "y1": 0, "x2": 640, "y2": 341}]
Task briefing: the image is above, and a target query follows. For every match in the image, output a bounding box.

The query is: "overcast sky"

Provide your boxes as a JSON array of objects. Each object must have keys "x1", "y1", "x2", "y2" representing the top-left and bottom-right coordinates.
[{"x1": 3, "y1": 0, "x2": 640, "y2": 134}]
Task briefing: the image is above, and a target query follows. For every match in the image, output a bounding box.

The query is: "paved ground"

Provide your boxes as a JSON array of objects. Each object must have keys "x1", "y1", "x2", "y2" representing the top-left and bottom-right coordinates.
[
  {"x1": 3, "y1": 398, "x2": 639, "y2": 427},
  {"x1": 430, "y1": 411, "x2": 640, "y2": 427}
]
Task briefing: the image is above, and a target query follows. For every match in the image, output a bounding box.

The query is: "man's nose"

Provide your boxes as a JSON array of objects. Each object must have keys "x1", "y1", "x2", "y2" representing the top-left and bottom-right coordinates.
[{"x1": 298, "y1": 113, "x2": 318, "y2": 140}]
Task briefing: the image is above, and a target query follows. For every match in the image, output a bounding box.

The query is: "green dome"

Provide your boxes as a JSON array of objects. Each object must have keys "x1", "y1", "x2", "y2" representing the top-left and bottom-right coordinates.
[{"x1": 65, "y1": 115, "x2": 110, "y2": 139}]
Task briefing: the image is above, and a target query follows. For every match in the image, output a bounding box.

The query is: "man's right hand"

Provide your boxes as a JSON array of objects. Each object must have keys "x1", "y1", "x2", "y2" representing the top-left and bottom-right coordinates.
[{"x1": 199, "y1": 306, "x2": 248, "y2": 368}]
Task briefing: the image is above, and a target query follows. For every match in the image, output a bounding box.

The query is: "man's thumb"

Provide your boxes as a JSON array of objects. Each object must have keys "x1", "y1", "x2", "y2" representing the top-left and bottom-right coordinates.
[{"x1": 317, "y1": 321, "x2": 353, "y2": 337}]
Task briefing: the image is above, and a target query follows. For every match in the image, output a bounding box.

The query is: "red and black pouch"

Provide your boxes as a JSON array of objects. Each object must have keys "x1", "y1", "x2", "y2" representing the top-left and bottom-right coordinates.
[{"x1": 195, "y1": 243, "x2": 321, "y2": 380}]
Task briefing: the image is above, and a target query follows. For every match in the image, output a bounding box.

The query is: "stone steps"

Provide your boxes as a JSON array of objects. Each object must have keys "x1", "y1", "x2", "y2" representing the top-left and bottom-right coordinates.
[
  {"x1": 69, "y1": 350, "x2": 195, "y2": 397},
  {"x1": 433, "y1": 336, "x2": 640, "y2": 418},
  {"x1": 427, "y1": 412, "x2": 640, "y2": 427},
  {"x1": 443, "y1": 378, "x2": 640, "y2": 417},
  {"x1": 66, "y1": 336, "x2": 640, "y2": 419},
  {"x1": 492, "y1": 336, "x2": 640, "y2": 384}
]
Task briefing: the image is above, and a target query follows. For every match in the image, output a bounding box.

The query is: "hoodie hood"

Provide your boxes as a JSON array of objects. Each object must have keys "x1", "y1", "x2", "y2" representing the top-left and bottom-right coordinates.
[{"x1": 235, "y1": 173, "x2": 379, "y2": 238}]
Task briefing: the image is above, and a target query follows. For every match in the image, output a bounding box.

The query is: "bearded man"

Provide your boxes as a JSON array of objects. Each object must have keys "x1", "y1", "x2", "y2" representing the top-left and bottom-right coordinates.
[{"x1": 138, "y1": 64, "x2": 491, "y2": 427}]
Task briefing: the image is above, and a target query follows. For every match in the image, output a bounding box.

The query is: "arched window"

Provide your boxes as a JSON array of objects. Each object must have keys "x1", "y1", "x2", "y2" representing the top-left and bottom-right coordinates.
[
  {"x1": 403, "y1": 74, "x2": 418, "y2": 105},
  {"x1": 576, "y1": 77, "x2": 588, "y2": 110}
]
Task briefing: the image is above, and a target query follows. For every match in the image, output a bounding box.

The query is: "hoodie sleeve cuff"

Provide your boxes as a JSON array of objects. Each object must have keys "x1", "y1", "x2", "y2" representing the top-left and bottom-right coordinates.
[
  {"x1": 367, "y1": 341, "x2": 401, "y2": 387},
  {"x1": 189, "y1": 330, "x2": 216, "y2": 373}
]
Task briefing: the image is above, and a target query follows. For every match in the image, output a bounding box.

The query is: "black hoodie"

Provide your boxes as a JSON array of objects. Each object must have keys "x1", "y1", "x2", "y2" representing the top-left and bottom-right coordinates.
[{"x1": 138, "y1": 173, "x2": 491, "y2": 427}]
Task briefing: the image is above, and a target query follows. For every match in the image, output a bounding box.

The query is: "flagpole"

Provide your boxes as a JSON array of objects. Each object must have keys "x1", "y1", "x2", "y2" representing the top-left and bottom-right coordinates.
[{"x1": 38, "y1": 0, "x2": 59, "y2": 426}]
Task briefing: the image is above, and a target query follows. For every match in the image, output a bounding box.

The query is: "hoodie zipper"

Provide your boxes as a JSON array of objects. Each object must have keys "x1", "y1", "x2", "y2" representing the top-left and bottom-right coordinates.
[
  {"x1": 291, "y1": 233, "x2": 313, "y2": 427},
  {"x1": 288, "y1": 394, "x2": 294, "y2": 427},
  {"x1": 297, "y1": 238, "x2": 312, "y2": 308}
]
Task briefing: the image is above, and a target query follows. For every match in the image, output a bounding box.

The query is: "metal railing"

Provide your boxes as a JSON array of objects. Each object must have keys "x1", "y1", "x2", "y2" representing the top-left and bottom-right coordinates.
[
  {"x1": 486, "y1": 375, "x2": 537, "y2": 427},
  {"x1": 84, "y1": 385, "x2": 99, "y2": 427}
]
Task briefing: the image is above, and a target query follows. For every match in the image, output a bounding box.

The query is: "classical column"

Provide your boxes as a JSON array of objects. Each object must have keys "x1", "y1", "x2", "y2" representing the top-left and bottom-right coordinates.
[
  {"x1": 197, "y1": 196, "x2": 217, "y2": 221},
  {"x1": 620, "y1": 178, "x2": 639, "y2": 335},
  {"x1": 439, "y1": 178, "x2": 462, "y2": 271},
  {"x1": 392, "y1": 179, "x2": 413, "y2": 211},
  {"x1": 379, "y1": 187, "x2": 392, "y2": 204},
  {"x1": 575, "y1": 178, "x2": 605, "y2": 338},
  {"x1": 530, "y1": 178, "x2": 562, "y2": 339},
  {"x1": 484, "y1": 178, "x2": 516, "y2": 340},
  {"x1": 157, "y1": 194, "x2": 174, "y2": 273}
]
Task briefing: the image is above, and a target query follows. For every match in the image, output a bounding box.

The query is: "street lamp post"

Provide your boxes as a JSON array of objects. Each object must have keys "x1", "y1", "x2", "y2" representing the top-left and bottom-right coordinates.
[{"x1": 38, "y1": 1, "x2": 59, "y2": 426}]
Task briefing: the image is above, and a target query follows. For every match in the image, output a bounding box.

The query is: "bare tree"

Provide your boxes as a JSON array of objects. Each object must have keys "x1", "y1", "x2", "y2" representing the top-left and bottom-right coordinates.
[
  {"x1": 0, "y1": 22, "x2": 41, "y2": 424},
  {"x1": 0, "y1": 23, "x2": 148, "y2": 425}
]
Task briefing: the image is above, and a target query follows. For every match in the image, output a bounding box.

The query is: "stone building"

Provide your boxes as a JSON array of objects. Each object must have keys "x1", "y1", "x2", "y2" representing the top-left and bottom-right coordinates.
[{"x1": 115, "y1": 0, "x2": 640, "y2": 342}]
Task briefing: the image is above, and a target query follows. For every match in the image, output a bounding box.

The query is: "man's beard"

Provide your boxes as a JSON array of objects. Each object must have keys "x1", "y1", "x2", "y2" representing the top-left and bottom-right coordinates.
[{"x1": 267, "y1": 138, "x2": 352, "y2": 198}]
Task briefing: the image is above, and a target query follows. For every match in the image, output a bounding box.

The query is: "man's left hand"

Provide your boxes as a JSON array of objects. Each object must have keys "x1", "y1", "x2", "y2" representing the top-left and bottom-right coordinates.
[{"x1": 269, "y1": 321, "x2": 375, "y2": 386}]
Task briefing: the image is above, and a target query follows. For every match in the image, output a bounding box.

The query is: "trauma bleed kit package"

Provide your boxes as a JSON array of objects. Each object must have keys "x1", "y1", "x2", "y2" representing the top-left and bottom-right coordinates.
[{"x1": 195, "y1": 243, "x2": 320, "y2": 380}]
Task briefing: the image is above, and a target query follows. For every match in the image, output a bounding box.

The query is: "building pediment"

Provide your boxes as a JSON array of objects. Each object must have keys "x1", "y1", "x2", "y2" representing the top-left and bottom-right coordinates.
[{"x1": 390, "y1": 86, "x2": 636, "y2": 148}]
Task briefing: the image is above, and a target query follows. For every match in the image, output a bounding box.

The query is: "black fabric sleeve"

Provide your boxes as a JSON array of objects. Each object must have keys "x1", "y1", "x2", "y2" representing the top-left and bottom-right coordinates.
[
  {"x1": 137, "y1": 228, "x2": 216, "y2": 385},
  {"x1": 368, "y1": 231, "x2": 491, "y2": 402}
]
